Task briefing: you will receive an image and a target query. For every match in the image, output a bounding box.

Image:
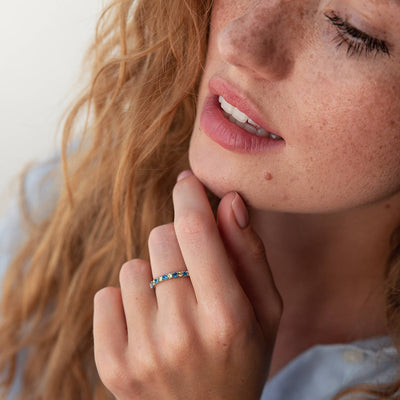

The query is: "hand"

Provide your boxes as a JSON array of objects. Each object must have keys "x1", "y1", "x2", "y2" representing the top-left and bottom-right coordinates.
[{"x1": 93, "y1": 171, "x2": 283, "y2": 400}]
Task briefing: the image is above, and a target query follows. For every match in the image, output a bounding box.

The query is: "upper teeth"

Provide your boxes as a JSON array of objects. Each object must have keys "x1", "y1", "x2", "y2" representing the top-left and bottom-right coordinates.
[{"x1": 218, "y1": 96, "x2": 282, "y2": 140}]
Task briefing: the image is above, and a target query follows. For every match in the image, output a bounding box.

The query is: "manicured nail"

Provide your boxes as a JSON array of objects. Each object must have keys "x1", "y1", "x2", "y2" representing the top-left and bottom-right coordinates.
[
  {"x1": 177, "y1": 170, "x2": 193, "y2": 182},
  {"x1": 232, "y1": 192, "x2": 249, "y2": 229}
]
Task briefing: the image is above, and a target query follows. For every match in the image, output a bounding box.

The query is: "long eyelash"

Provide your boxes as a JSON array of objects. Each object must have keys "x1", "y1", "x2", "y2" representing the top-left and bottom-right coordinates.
[{"x1": 324, "y1": 12, "x2": 391, "y2": 58}]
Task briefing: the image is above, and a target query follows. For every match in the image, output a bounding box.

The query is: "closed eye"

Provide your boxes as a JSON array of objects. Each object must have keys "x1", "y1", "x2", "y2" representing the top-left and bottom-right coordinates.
[{"x1": 324, "y1": 11, "x2": 391, "y2": 58}]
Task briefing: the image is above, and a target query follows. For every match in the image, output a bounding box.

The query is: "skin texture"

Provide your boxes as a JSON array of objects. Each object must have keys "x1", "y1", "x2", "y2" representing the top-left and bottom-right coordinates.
[
  {"x1": 188, "y1": 0, "x2": 400, "y2": 377},
  {"x1": 94, "y1": 0, "x2": 400, "y2": 397},
  {"x1": 94, "y1": 174, "x2": 282, "y2": 399},
  {"x1": 189, "y1": 0, "x2": 400, "y2": 213}
]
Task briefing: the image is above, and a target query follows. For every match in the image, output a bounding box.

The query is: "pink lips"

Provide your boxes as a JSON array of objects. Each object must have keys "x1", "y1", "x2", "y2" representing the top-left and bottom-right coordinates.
[{"x1": 200, "y1": 76, "x2": 285, "y2": 154}]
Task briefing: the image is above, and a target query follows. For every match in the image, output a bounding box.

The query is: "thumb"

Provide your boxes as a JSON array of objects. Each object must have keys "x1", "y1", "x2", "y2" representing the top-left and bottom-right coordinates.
[{"x1": 217, "y1": 192, "x2": 283, "y2": 337}]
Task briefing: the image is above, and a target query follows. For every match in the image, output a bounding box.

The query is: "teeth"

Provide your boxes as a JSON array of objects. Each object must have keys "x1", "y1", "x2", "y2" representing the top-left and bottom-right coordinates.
[
  {"x1": 228, "y1": 115, "x2": 236, "y2": 124},
  {"x1": 219, "y1": 96, "x2": 283, "y2": 140},
  {"x1": 243, "y1": 123, "x2": 257, "y2": 135},
  {"x1": 231, "y1": 108, "x2": 248, "y2": 123},
  {"x1": 248, "y1": 118, "x2": 258, "y2": 127},
  {"x1": 256, "y1": 128, "x2": 270, "y2": 138},
  {"x1": 219, "y1": 96, "x2": 253, "y2": 125},
  {"x1": 219, "y1": 96, "x2": 233, "y2": 114}
]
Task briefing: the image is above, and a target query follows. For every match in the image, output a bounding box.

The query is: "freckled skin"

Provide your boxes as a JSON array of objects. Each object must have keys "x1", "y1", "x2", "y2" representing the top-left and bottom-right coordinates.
[{"x1": 189, "y1": 0, "x2": 400, "y2": 213}]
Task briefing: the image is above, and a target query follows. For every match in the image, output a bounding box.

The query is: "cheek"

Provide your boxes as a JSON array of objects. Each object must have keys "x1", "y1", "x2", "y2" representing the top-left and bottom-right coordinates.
[
  {"x1": 189, "y1": 81, "x2": 400, "y2": 214},
  {"x1": 290, "y1": 74, "x2": 400, "y2": 208}
]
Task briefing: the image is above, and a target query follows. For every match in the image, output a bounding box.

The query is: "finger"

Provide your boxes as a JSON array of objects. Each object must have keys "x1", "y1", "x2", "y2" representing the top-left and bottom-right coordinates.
[
  {"x1": 93, "y1": 287, "x2": 127, "y2": 368},
  {"x1": 216, "y1": 192, "x2": 283, "y2": 336},
  {"x1": 148, "y1": 223, "x2": 197, "y2": 310},
  {"x1": 119, "y1": 259, "x2": 157, "y2": 341},
  {"x1": 173, "y1": 172, "x2": 246, "y2": 310}
]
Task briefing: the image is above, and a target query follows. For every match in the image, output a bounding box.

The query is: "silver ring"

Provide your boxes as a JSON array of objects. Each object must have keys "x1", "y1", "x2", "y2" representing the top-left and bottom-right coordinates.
[{"x1": 150, "y1": 271, "x2": 190, "y2": 289}]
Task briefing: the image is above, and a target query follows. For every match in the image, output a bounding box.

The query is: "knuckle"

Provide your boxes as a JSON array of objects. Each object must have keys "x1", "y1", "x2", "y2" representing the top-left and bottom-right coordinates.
[
  {"x1": 132, "y1": 349, "x2": 160, "y2": 381},
  {"x1": 248, "y1": 233, "x2": 267, "y2": 262},
  {"x1": 162, "y1": 325, "x2": 195, "y2": 363},
  {"x1": 208, "y1": 310, "x2": 242, "y2": 347},
  {"x1": 175, "y1": 210, "x2": 213, "y2": 238},
  {"x1": 148, "y1": 223, "x2": 176, "y2": 249},
  {"x1": 97, "y1": 356, "x2": 133, "y2": 394},
  {"x1": 94, "y1": 286, "x2": 120, "y2": 306},
  {"x1": 119, "y1": 259, "x2": 148, "y2": 286}
]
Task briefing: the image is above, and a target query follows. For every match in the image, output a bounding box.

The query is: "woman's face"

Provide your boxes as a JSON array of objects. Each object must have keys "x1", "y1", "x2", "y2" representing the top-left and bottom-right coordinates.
[{"x1": 188, "y1": 0, "x2": 400, "y2": 213}]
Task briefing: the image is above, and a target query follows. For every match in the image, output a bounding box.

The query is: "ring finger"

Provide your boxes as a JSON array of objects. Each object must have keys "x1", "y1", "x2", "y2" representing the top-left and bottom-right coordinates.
[{"x1": 148, "y1": 223, "x2": 197, "y2": 311}]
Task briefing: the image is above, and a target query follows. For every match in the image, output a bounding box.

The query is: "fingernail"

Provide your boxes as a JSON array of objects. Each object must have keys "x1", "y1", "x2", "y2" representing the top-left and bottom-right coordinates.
[
  {"x1": 177, "y1": 170, "x2": 193, "y2": 182},
  {"x1": 232, "y1": 192, "x2": 249, "y2": 229}
]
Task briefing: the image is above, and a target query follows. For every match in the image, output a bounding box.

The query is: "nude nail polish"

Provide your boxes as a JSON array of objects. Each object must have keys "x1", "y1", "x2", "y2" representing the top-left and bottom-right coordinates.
[{"x1": 232, "y1": 192, "x2": 249, "y2": 229}]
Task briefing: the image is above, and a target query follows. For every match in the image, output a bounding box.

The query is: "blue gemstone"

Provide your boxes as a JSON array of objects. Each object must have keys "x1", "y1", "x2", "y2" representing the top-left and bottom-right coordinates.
[
  {"x1": 183, "y1": 271, "x2": 188, "y2": 276},
  {"x1": 162, "y1": 275, "x2": 168, "y2": 280},
  {"x1": 172, "y1": 272, "x2": 178, "y2": 278},
  {"x1": 155, "y1": 278, "x2": 159, "y2": 284}
]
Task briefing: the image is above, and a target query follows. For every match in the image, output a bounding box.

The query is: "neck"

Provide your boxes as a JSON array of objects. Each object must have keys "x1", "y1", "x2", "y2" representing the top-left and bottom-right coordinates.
[{"x1": 250, "y1": 194, "x2": 400, "y2": 378}]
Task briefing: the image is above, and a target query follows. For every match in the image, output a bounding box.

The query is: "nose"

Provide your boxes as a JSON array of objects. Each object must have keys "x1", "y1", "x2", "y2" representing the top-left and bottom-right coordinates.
[{"x1": 217, "y1": 3, "x2": 296, "y2": 80}]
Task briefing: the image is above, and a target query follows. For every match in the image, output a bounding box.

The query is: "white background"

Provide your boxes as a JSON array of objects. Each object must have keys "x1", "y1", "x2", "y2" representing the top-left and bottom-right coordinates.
[{"x1": 0, "y1": 0, "x2": 104, "y2": 217}]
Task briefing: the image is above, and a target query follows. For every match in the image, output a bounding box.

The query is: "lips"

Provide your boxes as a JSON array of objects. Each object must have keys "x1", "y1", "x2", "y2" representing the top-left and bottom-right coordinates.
[
  {"x1": 199, "y1": 76, "x2": 285, "y2": 154},
  {"x1": 208, "y1": 76, "x2": 282, "y2": 139},
  {"x1": 218, "y1": 95, "x2": 282, "y2": 139}
]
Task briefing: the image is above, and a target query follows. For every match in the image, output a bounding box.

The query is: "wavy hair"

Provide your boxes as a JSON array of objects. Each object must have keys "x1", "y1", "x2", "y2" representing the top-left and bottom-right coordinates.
[{"x1": 0, "y1": 0, "x2": 399, "y2": 399}]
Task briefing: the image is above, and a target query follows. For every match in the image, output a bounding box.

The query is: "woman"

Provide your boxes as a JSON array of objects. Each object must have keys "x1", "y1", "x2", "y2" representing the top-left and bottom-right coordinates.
[{"x1": 1, "y1": 0, "x2": 400, "y2": 398}]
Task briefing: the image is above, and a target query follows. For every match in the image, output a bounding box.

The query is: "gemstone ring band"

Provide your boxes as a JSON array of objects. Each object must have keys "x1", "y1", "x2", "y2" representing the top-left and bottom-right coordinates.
[{"x1": 150, "y1": 270, "x2": 190, "y2": 289}]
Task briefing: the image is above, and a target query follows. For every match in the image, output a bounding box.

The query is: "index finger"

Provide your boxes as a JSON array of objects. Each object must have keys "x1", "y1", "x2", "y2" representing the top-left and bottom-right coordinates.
[{"x1": 172, "y1": 173, "x2": 245, "y2": 308}]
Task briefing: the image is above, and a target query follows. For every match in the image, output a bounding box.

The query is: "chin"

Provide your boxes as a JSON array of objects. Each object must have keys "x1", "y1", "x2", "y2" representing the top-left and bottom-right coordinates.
[
  {"x1": 188, "y1": 133, "x2": 225, "y2": 198},
  {"x1": 188, "y1": 136, "x2": 277, "y2": 209},
  {"x1": 189, "y1": 163, "x2": 228, "y2": 200},
  {"x1": 189, "y1": 142, "x2": 270, "y2": 209}
]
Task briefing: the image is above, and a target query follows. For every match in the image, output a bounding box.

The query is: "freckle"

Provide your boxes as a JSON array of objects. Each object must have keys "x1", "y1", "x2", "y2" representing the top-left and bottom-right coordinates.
[
  {"x1": 385, "y1": 204, "x2": 391, "y2": 209},
  {"x1": 264, "y1": 172, "x2": 273, "y2": 181}
]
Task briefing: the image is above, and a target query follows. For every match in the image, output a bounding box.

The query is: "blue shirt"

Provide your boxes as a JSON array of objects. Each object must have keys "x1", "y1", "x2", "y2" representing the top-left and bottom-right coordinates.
[
  {"x1": 1, "y1": 155, "x2": 399, "y2": 399},
  {"x1": 261, "y1": 335, "x2": 399, "y2": 399}
]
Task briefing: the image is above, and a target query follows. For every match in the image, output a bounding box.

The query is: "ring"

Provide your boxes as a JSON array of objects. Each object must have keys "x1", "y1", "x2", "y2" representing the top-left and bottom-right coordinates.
[{"x1": 150, "y1": 270, "x2": 190, "y2": 289}]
